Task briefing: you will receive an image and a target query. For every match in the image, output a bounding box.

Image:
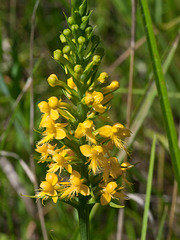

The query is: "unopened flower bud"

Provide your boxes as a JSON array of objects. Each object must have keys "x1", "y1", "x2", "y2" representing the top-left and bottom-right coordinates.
[
  {"x1": 85, "y1": 26, "x2": 93, "y2": 36},
  {"x1": 74, "y1": 65, "x2": 83, "y2": 74},
  {"x1": 97, "y1": 72, "x2": 109, "y2": 83},
  {"x1": 81, "y1": 16, "x2": 88, "y2": 22},
  {"x1": 71, "y1": 24, "x2": 79, "y2": 32},
  {"x1": 109, "y1": 81, "x2": 120, "y2": 90},
  {"x1": 59, "y1": 34, "x2": 66, "y2": 43},
  {"x1": 53, "y1": 49, "x2": 62, "y2": 61},
  {"x1": 78, "y1": 36, "x2": 86, "y2": 45},
  {"x1": 92, "y1": 55, "x2": 101, "y2": 65},
  {"x1": 102, "y1": 81, "x2": 120, "y2": 94},
  {"x1": 47, "y1": 74, "x2": 60, "y2": 87},
  {"x1": 63, "y1": 45, "x2": 71, "y2": 54},
  {"x1": 63, "y1": 28, "x2": 71, "y2": 36},
  {"x1": 68, "y1": 16, "x2": 74, "y2": 25}
]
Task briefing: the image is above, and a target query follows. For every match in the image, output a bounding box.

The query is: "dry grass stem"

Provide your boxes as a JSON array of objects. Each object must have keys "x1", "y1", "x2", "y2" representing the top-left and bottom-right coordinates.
[{"x1": 29, "y1": 0, "x2": 48, "y2": 239}]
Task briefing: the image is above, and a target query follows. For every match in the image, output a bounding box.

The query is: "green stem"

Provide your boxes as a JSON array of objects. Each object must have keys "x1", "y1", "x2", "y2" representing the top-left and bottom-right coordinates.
[{"x1": 78, "y1": 204, "x2": 90, "y2": 240}]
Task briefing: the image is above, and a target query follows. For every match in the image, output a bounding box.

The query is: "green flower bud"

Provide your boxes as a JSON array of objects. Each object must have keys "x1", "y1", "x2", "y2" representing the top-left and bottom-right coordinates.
[
  {"x1": 78, "y1": 36, "x2": 86, "y2": 45},
  {"x1": 92, "y1": 55, "x2": 101, "y2": 65},
  {"x1": 63, "y1": 45, "x2": 71, "y2": 54},
  {"x1": 85, "y1": 26, "x2": 93, "y2": 38},
  {"x1": 71, "y1": 24, "x2": 79, "y2": 32},
  {"x1": 59, "y1": 34, "x2": 66, "y2": 43},
  {"x1": 85, "y1": 26, "x2": 93, "y2": 34},
  {"x1": 79, "y1": 0, "x2": 87, "y2": 16},
  {"x1": 47, "y1": 74, "x2": 60, "y2": 87},
  {"x1": 63, "y1": 28, "x2": 71, "y2": 36},
  {"x1": 53, "y1": 49, "x2": 62, "y2": 60},
  {"x1": 81, "y1": 16, "x2": 88, "y2": 22},
  {"x1": 74, "y1": 65, "x2": 83, "y2": 74},
  {"x1": 68, "y1": 16, "x2": 74, "y2": 25}
]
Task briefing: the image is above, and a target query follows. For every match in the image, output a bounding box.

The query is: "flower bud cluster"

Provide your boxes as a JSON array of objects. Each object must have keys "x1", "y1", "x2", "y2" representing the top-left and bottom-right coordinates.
[{"x1": 36, "y1": 0, "x2": 133, "y2": 208}]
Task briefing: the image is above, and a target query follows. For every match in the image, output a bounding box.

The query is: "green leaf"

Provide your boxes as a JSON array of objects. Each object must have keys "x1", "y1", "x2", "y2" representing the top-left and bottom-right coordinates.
[
  {"x1": 109, "y1": 202, "x2": 124, "y2": 209},
  {"x1": 141, "y1": 135, "x2": 156, "y2": 240},
  {"x1": 138, "y1": 0, "x2": 180, "y2": 193}
]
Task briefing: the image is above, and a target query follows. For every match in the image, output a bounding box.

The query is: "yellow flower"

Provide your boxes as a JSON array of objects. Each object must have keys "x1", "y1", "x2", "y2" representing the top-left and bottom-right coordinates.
[
  {"x1": 84, "y1": 91, "x2": 106, "y2": 113},
  {"x1": 98, "y1": 123, "x2": 131, "y2": 151},
  {"x1": 38, "y1": 118, "x2": 68, "y2": 144},
  {"x1": 60, "y1": 170, "x2": 90, "y2": 199},
  {"x1": 38, "y1": 97, "x2": 62, "y2": 127},
  {"x1": 75, "y1": 120, "x2": 96, "y2": 144},
  {"x1": 36, "y1": 173, "x2": 60, "y2": 203},
  {"x1": 35, "y1": 143, "x2": 56, "y2": 162},
  {"x1": 48, "y1": 147, "x2": 73, "y2": 174},
  {"x1": 100, "y1": 182, "x2": 124, "y2": 206},
  {"x1": 80, "y1": 145, "x2": 105, "y2": 174},
  {"x1": 102, "y1": 157, "x2": 122, "y2": 183}
]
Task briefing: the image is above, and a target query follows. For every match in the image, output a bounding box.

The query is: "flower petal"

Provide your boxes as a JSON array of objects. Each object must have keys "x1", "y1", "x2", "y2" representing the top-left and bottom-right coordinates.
[
  {"x1": 98, "y1": 125, "x2": 112, "y2": 138},
  {"x1": 79, "y1": 184, "x2": 90, "y2": 196},
  {"x1": 100, "y1": 192, "x2": 111, "y2": 206},
  {"x1": 55, "y1": 128, "x2": 66, "y2": 140},
  {"x1": 50, "y1": 109, "x2": 59, "y2": 120},
  {"x1": 80, "y1": 145, "x2": 92, "y2": 157}
]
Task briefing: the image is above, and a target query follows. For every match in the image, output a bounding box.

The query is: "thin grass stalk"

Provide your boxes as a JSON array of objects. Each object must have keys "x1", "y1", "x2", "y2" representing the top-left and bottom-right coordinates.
[
  {"x1": 167, "y1": 180, "x2": 178, "y2": 240},
  {"x1": 117, "y1": 1, "x2": 136, "y2": 240},
  {"x1": 156, "y1": 206, "x2": 168, "y2": 240},
  {"x1": 29, "y1": 0, "x2": 48, "y2": 239},
  {"x1": 141, "y1": 135, "x2": 156, "y2": 240}
]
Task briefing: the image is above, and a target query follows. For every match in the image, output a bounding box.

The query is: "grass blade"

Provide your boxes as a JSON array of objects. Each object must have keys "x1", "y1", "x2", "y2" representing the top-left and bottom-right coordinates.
[
  {"x1": 156, "y1": 206, "x2": 168, "y2": 240},
  {"x1": 139, "y1": 0, "x2": 180, "y2": 192},
  {"x1": 141, "y1": 135, "x2": 156, "y2": 240}
]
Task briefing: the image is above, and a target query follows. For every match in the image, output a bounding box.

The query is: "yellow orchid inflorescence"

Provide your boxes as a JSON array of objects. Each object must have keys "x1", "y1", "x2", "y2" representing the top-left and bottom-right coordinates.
[{"x1": 35, "y1": 0, "x2": 133, "y2": 215}]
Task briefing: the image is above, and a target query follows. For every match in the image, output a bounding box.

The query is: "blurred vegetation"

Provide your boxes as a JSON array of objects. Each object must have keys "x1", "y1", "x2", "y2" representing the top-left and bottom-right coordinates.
[{"x1": 0, "y1": 0, "x2": 180, "y2": 239}]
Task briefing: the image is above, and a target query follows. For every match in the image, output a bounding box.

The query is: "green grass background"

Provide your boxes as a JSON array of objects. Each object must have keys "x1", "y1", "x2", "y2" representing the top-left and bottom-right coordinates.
[{"x1": 0, "y1": 0, "x2": 180, "y2": 239}]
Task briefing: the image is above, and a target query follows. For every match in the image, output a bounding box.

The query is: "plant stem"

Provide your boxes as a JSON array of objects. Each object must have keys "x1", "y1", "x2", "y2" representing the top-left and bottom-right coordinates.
[{"x1": 78, "y1": 204, "x2": 90, "y2": 240}]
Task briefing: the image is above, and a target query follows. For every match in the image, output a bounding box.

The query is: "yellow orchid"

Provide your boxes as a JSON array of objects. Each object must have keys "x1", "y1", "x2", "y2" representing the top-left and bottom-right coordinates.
[
  {"x1": 102, "y1": 157, "x2": 122, "y2": 183},
  {"x1": 80, "y1": 145, "x2": 105, "y2": 174},
  {"x1": 36, "y1": 173, "x2": 60, "y2": 203},
  {"x1": 38, "y1": 117, "x2": 68, "y2": 144},
  {"x1": 38, "y1": 96, "x2": 62, "y2": 126},
  {"x1": 84, "y1": 91, "x2": 106, "y2": 113},
  {"x1": 75, "y1": 120, "x2": 97, "y2": 144},
  {"x1": 48, "y1": 147, "x2": 73, "y2": 174},
  {"x1": 35, "y1": 143, "x2": 56, "y2": 162},
  {"x1": 100, "y1": 182, "x2": 125, "y2": 206},
  {"x1": 60, "y1": 170, "x2": 90, "y2": 199},
  {"x1": 98, "y1": 123, "x2": 131, "y2": 151}
]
